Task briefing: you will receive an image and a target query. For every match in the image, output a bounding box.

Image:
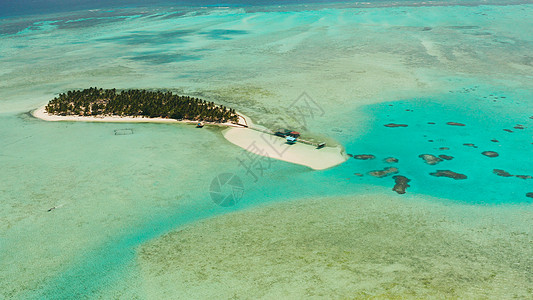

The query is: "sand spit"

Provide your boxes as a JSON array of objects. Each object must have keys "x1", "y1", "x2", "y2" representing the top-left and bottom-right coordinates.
[
  {"x1": 223, "y1": 127, "x2": 347, "y2": 170},
  {"x1": 33, "y1": 105, "x2": 345, "y2": 170}
]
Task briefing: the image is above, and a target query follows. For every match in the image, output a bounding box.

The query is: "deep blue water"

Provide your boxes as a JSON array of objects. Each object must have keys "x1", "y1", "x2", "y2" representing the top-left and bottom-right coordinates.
[
  {"x1": 0, "y1": 0, "x2": 340, "y2": 18},
  {"x1": 0, "y1": 0, "x2": 508, "y2": 18}
]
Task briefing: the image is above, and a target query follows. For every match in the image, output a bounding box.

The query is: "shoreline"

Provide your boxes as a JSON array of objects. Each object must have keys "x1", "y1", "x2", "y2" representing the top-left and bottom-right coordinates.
[
  {"x1": 32, "y1": 105, "x2": 249, "y2": 127},
  {"x1": 32, "y1": 105, "x2": 346, "y2": 170}
]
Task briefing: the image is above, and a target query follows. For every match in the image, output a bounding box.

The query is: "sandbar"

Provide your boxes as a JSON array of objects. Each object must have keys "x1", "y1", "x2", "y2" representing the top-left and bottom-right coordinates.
[
  {"x1": 33, "y1": 105, "x2": 346, "y2": 170},
  {"x1": 223, "y1": 127, "x2": 347, "y2": 170}
]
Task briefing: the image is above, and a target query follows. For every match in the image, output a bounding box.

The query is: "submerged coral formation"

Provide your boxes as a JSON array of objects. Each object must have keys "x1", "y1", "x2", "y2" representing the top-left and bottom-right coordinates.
[
  {"x1": 482, "y1": 151, "x2": 499, "y2": 158},
  {"x1": 138, "y1": 195, "x2": 533, "y2": 299},
  {"x1": 446, "y1": 122, "x2": 466, "y2": 126},
  {"x1": 430, "y1": 170, "x2": 467, "y2": 180},
  {"x1": 438, "y1": 154, "x2": 454, "y2": 160},
  {"x1": 392, "y1": 175, "x2": 411, "y2": 194},
  {"x1": 369, "y1": 167, "x2": 399, "y2": 178},
  {"x1": 419, "y1": 154, "x2": 443, "y2": 165},
  {"x1": 384, "y1": 157, "x2": 399, "y2": 163},
  {"x1": 353, "y1": 154, "x2": 376, "y2": 160},
  {"x1": 384, "y1": 123, "x2": 408, "y2": 127}
]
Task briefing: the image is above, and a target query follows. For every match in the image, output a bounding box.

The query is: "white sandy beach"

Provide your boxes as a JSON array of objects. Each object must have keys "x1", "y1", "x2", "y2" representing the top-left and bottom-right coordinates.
[
  {"x1": 33, "y1": 105, "x2": 345, "y2": 170},
  {"x1": 223, "y1": 127, "x2": 347, "y2": 170},
  {"x1": 32, "y1": 105, "x2": 248, "y2": 127}
]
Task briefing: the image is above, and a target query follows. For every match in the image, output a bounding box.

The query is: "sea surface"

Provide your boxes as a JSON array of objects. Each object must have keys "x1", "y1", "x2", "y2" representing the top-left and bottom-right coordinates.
[{"x1": 0, "y1": 0, "x2": 531, "y2": 298}]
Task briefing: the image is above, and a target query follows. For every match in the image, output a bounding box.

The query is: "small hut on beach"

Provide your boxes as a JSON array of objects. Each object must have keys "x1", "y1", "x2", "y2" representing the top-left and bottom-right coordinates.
[
  {"x1": 289, "y1": 131, "x2": 300, "y2": 138},
  {"x1": 286, "y1": 136, "x2": 297, "y2": 144},
  {"x1": 275, "y1": 129, "x2": 300, "y2": 138}
]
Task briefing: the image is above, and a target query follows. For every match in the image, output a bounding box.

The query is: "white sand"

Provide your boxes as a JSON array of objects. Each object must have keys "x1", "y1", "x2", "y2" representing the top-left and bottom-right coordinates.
[
  {"x1": 223, "y1": 127, "x2": 347, "y2": 170},
  {"x1": 32, "y1": 105, "x2": 248, "y2": 127},
  {"x1": 33, "y1": 105, "x2": 345, "y2": 170}
]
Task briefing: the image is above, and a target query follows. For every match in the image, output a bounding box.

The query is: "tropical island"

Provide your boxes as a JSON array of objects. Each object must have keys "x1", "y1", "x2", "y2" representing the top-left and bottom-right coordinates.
[
  {"x1": 33, "y1": 87, "x2": 347, "y2": 170},
  {"x1": 44, "y1": 87, "x2": 239, "y2": 123}
]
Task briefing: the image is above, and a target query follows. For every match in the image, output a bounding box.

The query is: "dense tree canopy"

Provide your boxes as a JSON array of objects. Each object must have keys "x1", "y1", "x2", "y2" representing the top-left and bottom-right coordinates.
[{"x1": 45, "y1": 87, "x2": 239, "y2": 123}]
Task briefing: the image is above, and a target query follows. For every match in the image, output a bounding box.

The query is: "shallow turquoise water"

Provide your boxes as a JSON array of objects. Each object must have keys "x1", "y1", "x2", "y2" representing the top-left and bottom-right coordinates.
[
  {"x1": 336, "y1": 84, "x2": 533, "y2": 204},
  {"x1": 4, "y1": 86, "x2": 528, "y2": 298},
  {"x1": 34, "y1": 81, "x2": 533, "y2": 296},
  {"x1": 0, "y1": 112, "x2": 316, "y2": 297},
  {"x1": 0, "y1": 113, "x2": 251, "y2": 297}
]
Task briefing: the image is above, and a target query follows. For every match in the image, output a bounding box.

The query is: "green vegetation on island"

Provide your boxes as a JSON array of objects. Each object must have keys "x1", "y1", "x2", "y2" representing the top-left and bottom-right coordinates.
[{"x1": 45, "y1": 87, "x2": 239, "y2": 123}]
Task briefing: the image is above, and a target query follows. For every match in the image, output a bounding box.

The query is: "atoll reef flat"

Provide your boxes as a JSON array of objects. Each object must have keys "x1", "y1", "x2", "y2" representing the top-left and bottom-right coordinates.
[{"x1": 138, "y1": 192, "x2": 533, "y2": 298}]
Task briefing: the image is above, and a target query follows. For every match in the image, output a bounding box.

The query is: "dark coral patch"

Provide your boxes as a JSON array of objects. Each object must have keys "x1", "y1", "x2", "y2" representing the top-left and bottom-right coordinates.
[
  {"x1": 438, "y1": 155, "x2": 454, "y2": 160},
  {"x1": 384, "y1": 123, "x2": 408, "y2": 128},
  {"x1": 427, "y1": 122, "x2": 436, "y2": 125},
  {"x1": 353, "y1": 173, "x2": 364, "y2": 177},
  {"x1": 419, "y1": 154, "x2": 443, "y2": 165},
  {"x1": 482, "y1": 151, "x2": 499, "y2": 158},
  {"x1": 493, "y1": 169, "x2": 532, "y2": 179},
  {"x1": 392, "y1": 175, "x2": 411, "y2": 194},
  {"x1": 463, "y1": 143, "x2": 478, "y2": 148},
  {"x1": 353, "y1": 154, "x2": 376, "y2": 160},
  {"x1": 384, "y1": 157, "x2": 399, "y2": 163},
  {"x1": 513, "y1": 125, "x2": 524, "y2": 130},
  {"x1": 430, "y1": 170, "x2": 467, "y2": 180},
  {"x1": 439, "y1": 147, "x2": 450, "y2": 150},
  {"x1": 346, "y1": 154, "x2": 354, "y2": 158},
  {"x1": 490, "y1": 139, "x2": 499, "y2": 143},
  {"x1": 369, "y1": 167, "x2": 399, "y2": 178},
  {"x1": 527, "y1": 192, "x2": 533, "y2": 198},
  {"x1": 446, "y1": 122, "x2": 466, "y2": 126},
  {"x1": 503, "y1": 129, "x2": 513, "y2": 133},
  {"x1": 493, "y1": 169, "x2": 512, "y2": 177}
]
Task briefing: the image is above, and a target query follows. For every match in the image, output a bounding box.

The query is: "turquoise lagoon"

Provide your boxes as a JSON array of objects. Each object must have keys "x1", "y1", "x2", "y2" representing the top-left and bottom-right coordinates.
[
  {"x1": 0, "y1": 1, "x2": 532, "y2": 298},
  {"x1": 340, "y1": 86, "x2": 533, "y2": 204}
]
